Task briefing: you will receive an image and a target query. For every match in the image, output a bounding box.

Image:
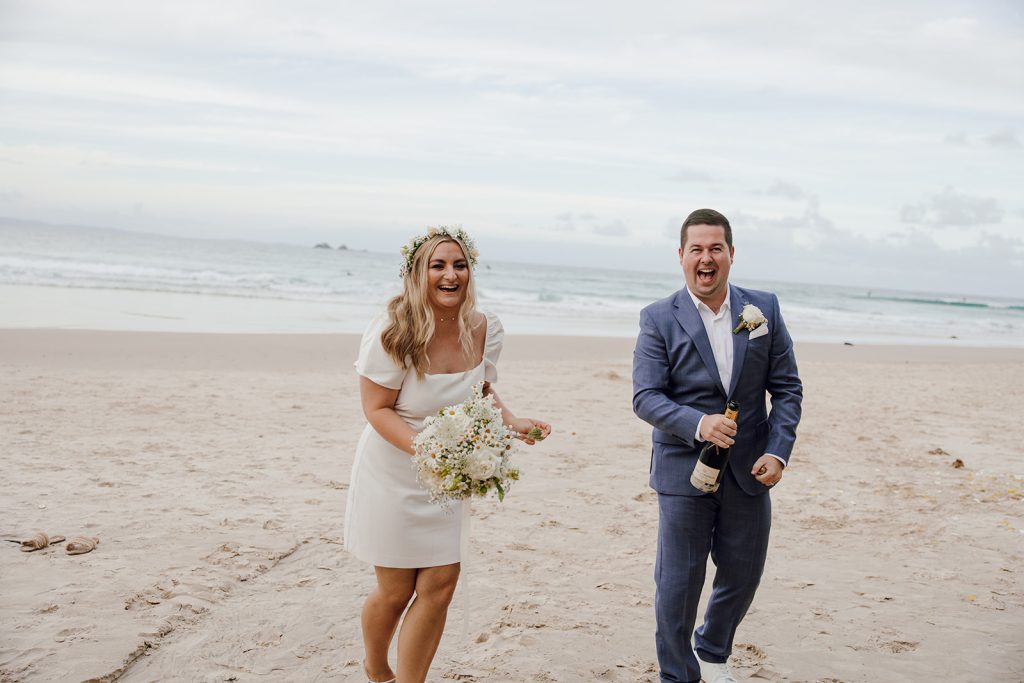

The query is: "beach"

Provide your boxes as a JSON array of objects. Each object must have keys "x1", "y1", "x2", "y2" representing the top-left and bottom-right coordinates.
[{"x1": 2, "y1": 329, "x2": 1023, "y2": 682}]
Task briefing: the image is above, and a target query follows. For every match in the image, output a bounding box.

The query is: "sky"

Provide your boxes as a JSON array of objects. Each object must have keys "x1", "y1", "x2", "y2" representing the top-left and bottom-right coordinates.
[{"x1": 1, "y1": 1, "x2": 1022, "y2": 296}]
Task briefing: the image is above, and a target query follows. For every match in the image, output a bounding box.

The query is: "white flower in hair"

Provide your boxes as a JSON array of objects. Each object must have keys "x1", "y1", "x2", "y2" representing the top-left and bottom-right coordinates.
[{"x1": 398, "y1": 225, "x2": 479, "y2": 278}]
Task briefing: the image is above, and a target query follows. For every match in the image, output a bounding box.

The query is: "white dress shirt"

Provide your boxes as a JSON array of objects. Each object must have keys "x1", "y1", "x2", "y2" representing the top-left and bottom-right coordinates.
[
  {"x1": 687, "y1": 286, "x2": 785, "y2": 468},
  {"x1": 689, "y1": 288, "x2": 733, "y2": 393}
]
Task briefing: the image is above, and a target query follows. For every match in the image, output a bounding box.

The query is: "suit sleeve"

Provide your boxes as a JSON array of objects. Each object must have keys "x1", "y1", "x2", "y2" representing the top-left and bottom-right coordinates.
[
  {"x1": 764, "y1": 293, "x2": 803, "y2": 462},
  {"x1": 632, "y1": 307, "x2": 704, "y2": 446}
]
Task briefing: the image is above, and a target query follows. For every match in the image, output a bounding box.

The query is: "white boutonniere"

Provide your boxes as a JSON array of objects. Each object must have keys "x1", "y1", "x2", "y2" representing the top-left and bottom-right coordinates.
[{"x1": 733, "y1": 303, "x2": 767, "y2": 334}]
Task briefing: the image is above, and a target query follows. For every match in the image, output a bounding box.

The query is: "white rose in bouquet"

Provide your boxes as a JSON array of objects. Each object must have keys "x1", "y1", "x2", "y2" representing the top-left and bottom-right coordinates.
[{"x1": 466, "y1": 454, "x2": 499, "y2": 480}]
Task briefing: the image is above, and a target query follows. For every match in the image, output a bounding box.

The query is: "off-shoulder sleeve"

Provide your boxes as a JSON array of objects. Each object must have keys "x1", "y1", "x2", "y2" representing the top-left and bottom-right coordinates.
[
  {"x1": 354, "y1": 315, "x2": 407, "y2": 390},
  {"x1": 482, "y1": 310, "x2": 504, "y2": 383}
]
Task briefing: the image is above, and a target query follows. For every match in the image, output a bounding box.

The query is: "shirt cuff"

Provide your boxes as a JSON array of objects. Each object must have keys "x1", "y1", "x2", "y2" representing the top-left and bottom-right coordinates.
[{"x1": 766, "y1": 453, "x2": 786, "y2": 467}]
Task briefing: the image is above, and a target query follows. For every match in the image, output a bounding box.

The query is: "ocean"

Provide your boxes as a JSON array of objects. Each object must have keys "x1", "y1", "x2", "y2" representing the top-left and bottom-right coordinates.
[{"x1": 2, "y1": 220, "x2": 1022, "y2": 347}]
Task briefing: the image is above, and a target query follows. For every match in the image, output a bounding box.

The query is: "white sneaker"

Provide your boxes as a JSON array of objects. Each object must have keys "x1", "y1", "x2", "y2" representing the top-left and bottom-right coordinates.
[{"x1": 697, "y1": 654, "x2": 737, "y2": 683}]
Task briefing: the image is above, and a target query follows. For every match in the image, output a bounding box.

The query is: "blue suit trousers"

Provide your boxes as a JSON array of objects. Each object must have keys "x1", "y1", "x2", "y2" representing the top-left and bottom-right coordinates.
[{"x1": 655, "y1": 469, "x2": 771, "y2": 683}]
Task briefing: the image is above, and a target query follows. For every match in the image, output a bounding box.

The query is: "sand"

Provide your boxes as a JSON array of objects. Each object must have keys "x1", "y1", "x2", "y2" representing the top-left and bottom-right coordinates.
[{"x1": 1, "y1": 329, "x2": 1022, "y2": 682}]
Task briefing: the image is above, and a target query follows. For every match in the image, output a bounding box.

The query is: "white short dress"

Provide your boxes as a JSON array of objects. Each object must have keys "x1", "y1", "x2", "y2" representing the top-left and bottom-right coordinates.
[{"x1": 344, "y1": 311, "x2": 503, "y2": 568}]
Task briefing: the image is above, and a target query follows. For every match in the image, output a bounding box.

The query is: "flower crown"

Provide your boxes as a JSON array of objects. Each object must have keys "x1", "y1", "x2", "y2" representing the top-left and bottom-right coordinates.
[{"x1": 399, "y1": 225, "x2": 479, "y2": 278}]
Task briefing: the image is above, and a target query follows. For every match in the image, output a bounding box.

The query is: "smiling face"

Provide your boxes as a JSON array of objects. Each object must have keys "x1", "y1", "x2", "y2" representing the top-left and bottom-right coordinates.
[
  {"x1": 425, "y1": 240, "x2": 471, "y2": 314},
  {"x1": 679, "y1": 223, "x2": 734, "y2": 311}
]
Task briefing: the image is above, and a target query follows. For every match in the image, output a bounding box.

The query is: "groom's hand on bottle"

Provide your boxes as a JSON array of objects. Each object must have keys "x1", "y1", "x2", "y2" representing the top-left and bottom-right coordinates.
[{"x1": 699, "y1": 413, "x2": 737, "y2": 449}]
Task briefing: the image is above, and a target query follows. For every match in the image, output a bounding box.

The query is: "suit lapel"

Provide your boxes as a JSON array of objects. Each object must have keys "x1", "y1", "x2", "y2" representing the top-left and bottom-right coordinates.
[
  {"x1": 672, "y1": 290, "x2": 727, "y2": 397},
  {"x1": 728, "y1": 286, "x2": 747, "y2": 398}
]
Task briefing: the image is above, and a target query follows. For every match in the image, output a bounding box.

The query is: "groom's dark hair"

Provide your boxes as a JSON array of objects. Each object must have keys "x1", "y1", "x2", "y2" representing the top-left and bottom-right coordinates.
[{"x1": 681, "y1": 208, "x2": 733, "y2": 248}]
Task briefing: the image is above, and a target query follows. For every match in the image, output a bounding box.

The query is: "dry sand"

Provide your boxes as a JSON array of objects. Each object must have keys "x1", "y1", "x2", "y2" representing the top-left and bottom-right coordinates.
[{"x1": 1, "y1": 330, "x2": 1022, "y2": 682}]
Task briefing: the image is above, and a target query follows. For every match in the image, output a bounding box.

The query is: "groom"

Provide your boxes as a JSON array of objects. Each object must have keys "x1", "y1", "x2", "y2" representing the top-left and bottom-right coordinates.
[{"x1": 632, "y1": 208, "x2": 802, "y2": 683}]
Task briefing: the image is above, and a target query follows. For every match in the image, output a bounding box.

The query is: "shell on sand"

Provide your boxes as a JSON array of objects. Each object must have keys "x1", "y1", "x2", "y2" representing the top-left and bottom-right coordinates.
[
  {"x1": 65, "y1": 537, "x2": 100, "y2": 555},
  {"x1": 19, "y1": 532, "x2": 65, "y2": 552}
]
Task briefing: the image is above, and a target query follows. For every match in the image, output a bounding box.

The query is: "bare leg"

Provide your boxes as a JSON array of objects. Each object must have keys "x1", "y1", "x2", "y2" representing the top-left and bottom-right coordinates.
[
  {"x1": 396, "y1": 563, "x2": 461, "y2": 683},
  {"x1": 362, "y1": 566, "x2": 416, "y2": 682}
]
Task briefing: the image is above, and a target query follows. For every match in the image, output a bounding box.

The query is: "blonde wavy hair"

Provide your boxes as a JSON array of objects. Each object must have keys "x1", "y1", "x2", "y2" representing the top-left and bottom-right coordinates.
[{"x1": 382, "y1": 234, "x2": 478, "y2": 378}]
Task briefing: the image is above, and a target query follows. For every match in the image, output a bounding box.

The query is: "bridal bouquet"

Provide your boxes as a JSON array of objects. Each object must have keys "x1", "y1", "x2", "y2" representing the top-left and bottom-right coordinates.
[{"x1": 412, "y1": 382, "x2": 520, "y2": 508}]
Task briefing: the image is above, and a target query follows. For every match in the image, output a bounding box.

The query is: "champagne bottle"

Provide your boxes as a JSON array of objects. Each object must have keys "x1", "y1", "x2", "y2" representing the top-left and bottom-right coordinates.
[{"x1": 690, "y1": 400, "x2": 740, "y2": 493}]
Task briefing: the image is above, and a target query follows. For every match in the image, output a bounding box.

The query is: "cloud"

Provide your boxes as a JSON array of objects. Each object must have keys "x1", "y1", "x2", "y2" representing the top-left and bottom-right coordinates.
[
  {"x1": 549, "y1": 212, "x2": 576, "y2": 232},
  {"x1": 919, "y1": 17, "x2": 980, "y2": 43},
  {"x1": 10, "y1": 1, "x2": 1024, "y2": 115},
  {"x1": 3, "y1": 1, "x2": 1023, "y2": 298},
  {"x1": 760, "y1": 180, "x2": 807, "y2": 200},
  {"x1": 663, "y1": 215, "x2": 683, "y2": 239},
  {"x1": 900, "y1": 186, "x2": 1003, "y2": 227},
  {"x1": 944, "y1": 131, "x2": 968, "y2": 146},
  {"x1": 985, "y1": 129, "x2": 1021, "y2": 149},
  {"x1": 899, "y1": 203, "x2": 927, "y2": 224},
  {"x1": 736, "y1": 203, "x2": 1024, "y2": 296},
  {"x1": 744, "y1": 199, "x2": 836, "y2": 250},
  {"x1": 551, "y1": 211, "x2": 603, "y2": 232},
  {"x1": 593, "y1": 219, "x2": 628, "y2": 236},
  {"x1": 943, "y1": 129, "x2": 1021, "y2": 149},
  {"x1": 667, "y1": 169, "x2": 713, "y2": 183},
  {"x1": 0, "y1": 64, "x2": 300, "y2": 111}
]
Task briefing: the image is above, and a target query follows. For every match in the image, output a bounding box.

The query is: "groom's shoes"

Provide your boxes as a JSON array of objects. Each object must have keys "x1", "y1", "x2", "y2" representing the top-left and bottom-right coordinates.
[{"x1": 697, "y1": 654, "x2": 737, "y2": 683}]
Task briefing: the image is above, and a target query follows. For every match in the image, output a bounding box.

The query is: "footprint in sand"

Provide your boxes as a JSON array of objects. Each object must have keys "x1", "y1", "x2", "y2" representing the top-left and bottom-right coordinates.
[
  {"x1": 54, "y1": 625, "x2": 93, "y2": 643},
  {"x1": 875, "y1": 639, "x2": 919, "y2": 653},
  {"x1": 732, "y1": 643, "x2": 783, "y2": 681},
  {"x1": 852, "y1": 636, "x2": 920, "y2": 653},
  {"x1": 732, "y1": 642, "x2": 766, "y2": 665},
  {"x1": 798, "y1": 515, "x2": 848, "y2": 530}
]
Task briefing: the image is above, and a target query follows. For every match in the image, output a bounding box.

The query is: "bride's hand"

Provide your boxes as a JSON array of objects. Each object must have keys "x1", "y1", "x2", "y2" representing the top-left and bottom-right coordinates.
[{"x1": 509, "y1": 418, "x2": 551, "y2": 445}]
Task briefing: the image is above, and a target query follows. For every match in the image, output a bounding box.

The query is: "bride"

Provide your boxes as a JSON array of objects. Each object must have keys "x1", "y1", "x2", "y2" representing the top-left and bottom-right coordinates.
[{"x1": 344, "y1": 226, "x2": 551, "y2": 683}]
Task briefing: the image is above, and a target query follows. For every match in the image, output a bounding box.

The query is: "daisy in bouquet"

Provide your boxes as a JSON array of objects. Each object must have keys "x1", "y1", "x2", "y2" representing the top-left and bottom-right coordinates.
[{"x1": 412, "y1": 382, "x2": 521, "y2": 508}]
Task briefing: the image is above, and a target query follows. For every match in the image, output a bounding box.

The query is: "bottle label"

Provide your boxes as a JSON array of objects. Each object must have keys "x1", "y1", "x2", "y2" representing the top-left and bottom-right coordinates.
[{"x1": 690, "y1": 461, "x2": 720, "y2": 492}]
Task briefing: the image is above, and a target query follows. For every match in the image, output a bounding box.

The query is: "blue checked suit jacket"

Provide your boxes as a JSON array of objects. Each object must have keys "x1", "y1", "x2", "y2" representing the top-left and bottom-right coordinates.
[{"x1": 632, "y1": 284, "x2": 803, "y2": 496}]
